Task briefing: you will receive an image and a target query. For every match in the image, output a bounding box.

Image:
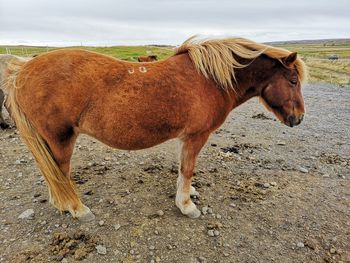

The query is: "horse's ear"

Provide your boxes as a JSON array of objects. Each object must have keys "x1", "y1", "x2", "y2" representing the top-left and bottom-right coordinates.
[{"x1": 282, "y1": 52, "x2": 297, "y2": 67}]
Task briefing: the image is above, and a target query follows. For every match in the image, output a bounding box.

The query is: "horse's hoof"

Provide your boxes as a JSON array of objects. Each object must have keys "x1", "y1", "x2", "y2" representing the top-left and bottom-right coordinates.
[
  {"x1": 186, "y1": 208, "x2": 201, "y2": 219},
  {"x1": 78, "y1": 211, "x2": 96, "y2": 222},
  {"x1": 72, "y1": 205, "x2": 95, "y2": 222}
]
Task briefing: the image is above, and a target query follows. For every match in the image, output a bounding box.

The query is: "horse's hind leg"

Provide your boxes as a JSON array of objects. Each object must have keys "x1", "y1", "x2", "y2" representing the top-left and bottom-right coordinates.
[
  {"x1": 176, "y1": 133, "x2": 209, "y2": 218},
  {"x1": 45, "y1": 132, "x2": 94, "y2": 221},
  {"x1": 0, "y1": 90, "x2": 9, "y2": 129}
]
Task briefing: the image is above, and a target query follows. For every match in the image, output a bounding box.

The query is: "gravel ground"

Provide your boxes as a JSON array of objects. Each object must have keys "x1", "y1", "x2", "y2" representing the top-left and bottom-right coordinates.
[{"x1": 0, "y1": 83, "x2": 349, "y2": 263}]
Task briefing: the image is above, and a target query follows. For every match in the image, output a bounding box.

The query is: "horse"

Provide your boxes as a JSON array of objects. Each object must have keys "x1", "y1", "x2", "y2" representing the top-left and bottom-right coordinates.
[
  {"x1": 138, "y1": 55, "x2": 158, "y2": 62},
  {"x1": 3, "y1": 36, "x2": 306, "y2": 221},
  {"x1": 0, "y1": 54, "x2": 31, "y2": 128}
]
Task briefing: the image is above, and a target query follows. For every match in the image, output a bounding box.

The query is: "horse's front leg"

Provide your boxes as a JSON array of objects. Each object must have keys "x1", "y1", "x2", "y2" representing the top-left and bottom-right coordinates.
[{"x1": 176, "y1": 133, "x2": 209, "y2": 218}]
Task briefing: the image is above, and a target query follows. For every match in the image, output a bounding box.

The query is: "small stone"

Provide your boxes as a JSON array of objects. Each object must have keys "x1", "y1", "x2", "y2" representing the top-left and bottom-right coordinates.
[
  {"x1": 96, "y1": 245, "x2": 107, "y2": 255},
  {"x1": 62, "y1": 224, "x2": 68, "y2": 228},
  {"x1": 270, "y1": 182, "x2": 277, "y2": 187},
  {"x1": 197, "y1": 256, "x2": 207, "y2": 263},
  {"x1": 214, "y1": 230, "x2": 220, "y2": 236},
  {"x1": 305, "y1": 239, "x2": 317, "y2": 250},
  {"x1": 156, "y1": 210, "x2": 164, "y2": 216},
  {"x1": 207, "y1": 230, "x2": 215, "y2": 237},
  {"x1": 18, "y1": 209, "x2": 34, "y2": 219},
  {"x1": 149, "y1": 245, "x2": 155, "y2": 250},
  {"x1": 201, "y1": 206, "x2": 208, "y2": 215},
  {"x1": 216, "y1": 214, "x2": 222, "y2": 219},
  {"x1": 296, "y1": 242, "x2": 305, "y2": 248},
  {"x1": 277, "y1": 141, "x2": 286, "y2": 145},
  {"x1": 155, "y1": 256, "x2": 161, "y2": 262},
  {"x1": 330, "y1": 248, "x2": 336, "y2": 254},
  {"x1": 114, "y1": 224, "x2": 121, "y2": 231},
  {"x1": 154, "y1": 230, "x2": 159, "y2": 235},
  {"x1": 263, "y1": 183, "x2": 271, "y2": 188},
  {"x1": 229, "y1": 203, "x2": 236, "y2": 208},
  {"x1": 298, "y1": 167, "x2": 308, "y2": 173},
  {"x1": 207, "y1": 208, "x2": 213, "y2": 214},
  {"x1": 99, "y1": 220, "x2": 105, "y2": 226}
]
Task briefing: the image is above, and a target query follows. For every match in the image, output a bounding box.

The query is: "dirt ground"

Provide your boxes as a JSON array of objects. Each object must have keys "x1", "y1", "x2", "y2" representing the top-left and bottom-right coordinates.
[{"x1": 0, "y1": 83, "x2": 349, "y2": 263}]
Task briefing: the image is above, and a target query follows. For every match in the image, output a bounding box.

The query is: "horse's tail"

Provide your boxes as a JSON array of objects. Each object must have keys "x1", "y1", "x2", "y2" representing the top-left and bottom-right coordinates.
[{"x1": 4, "y1": 61, "x2": 80, "y2": 213}]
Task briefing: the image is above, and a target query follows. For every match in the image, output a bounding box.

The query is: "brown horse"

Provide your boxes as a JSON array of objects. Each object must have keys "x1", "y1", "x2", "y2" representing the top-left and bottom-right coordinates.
[
  {"x1": 3, "y1": 37, "x2": 306, "y2": 220},
  {"x1": 138, "y1": 55, "x2": 158, "y2": 62}
]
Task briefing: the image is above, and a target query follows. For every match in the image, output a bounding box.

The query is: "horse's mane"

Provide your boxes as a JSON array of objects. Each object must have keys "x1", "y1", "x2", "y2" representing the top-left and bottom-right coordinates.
[{"x1": 175, "y1": 36, "x2": 307, "y2": 91}]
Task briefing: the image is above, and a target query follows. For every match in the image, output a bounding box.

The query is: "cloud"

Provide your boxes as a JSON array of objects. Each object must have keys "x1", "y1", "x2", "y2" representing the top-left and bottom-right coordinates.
[{"x1": 0, "y1": 0, "x2": 349, "y2": 46}]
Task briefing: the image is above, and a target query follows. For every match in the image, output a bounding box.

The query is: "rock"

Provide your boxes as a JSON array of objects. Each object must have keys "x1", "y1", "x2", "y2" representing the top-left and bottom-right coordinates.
[
  {"x1": 202, "y1": 206, "x2": 208, "y2": 215},
  {"x1": 270, "y1": 182, "x2": 277, "y2": 187},
  {"x1": 277, "y1": 141, "x2": 286, "y2": 145},
  {"x1": 98, "y1": 220, "x2": 105, "y2": 226},
  {"x1": 114, "y1": 224, "x2": 121, "y2": 231},
  {"x1": 18, "y1": 209, "x2": 34, "y2": 219},
  {"x1": 330, "y1": 248, "x2": 336, "y2": 254},
  {"x1": 149, "y1": 245, "x2": 155, "y2": 250},
  {"x1": 214, "y1": 230, "x2": 220, "y2": 236},
  {"x1": 207, "y1": 230, "x2": 215, "y2": 237},
  {"x1": 197, "y1": 256, "x2": 207, "y2": 263},
  {"x1": 296, "y1": 242, "x2": 305, "y2": 248},
  {"x1": 156, "y1": 210, "x2": 164, "y2": 216},
  {"x1": 298, "y1": 167, "x2": 309, "y2": 173},
  {"x1": 263, "y1": 183, "x2": 271, "y2": 188},
  {"x1": 96, "y1": 245, "x2": 107, "y2": 255},
  {"x1": 229, "y1": 203, "x2": 236, "y2": 208},
  {"x1": 216, "y1": 214, "x2": 222, "y2": 219}
]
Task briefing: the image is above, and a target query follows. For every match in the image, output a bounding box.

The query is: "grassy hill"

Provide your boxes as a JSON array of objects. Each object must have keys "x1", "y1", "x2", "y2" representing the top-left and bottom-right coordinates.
[{"x1": 1, "y1": 39, "x2": 349, "y2": 86}]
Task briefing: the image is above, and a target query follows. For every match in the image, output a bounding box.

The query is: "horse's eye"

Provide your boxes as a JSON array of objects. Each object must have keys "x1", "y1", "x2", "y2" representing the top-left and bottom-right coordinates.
[{"x1": 290, "y1": 79, "x2": 297, "y2": 85}]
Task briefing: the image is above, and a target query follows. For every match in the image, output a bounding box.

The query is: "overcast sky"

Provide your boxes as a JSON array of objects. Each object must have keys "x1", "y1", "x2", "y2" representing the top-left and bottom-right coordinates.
[{"x1": 0, "y1": 0, "x2": 349, "y2": 46}]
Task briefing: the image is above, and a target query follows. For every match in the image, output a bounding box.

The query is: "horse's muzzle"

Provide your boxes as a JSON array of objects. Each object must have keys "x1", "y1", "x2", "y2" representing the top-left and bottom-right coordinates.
[{"x1": 287, "y1": 114, "x2": 304, "y2": 127}]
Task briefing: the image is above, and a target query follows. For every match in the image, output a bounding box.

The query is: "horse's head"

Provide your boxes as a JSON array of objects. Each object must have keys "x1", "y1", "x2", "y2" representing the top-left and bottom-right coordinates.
[{"x1": 260, "y1": 52, "x2": 305, "y2": 127}]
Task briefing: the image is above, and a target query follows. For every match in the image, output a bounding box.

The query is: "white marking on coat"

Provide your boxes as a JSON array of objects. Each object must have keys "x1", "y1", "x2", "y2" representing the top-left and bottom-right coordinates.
[{"x1": 139, "y1": 66, "x2": 147, "y2": 73}]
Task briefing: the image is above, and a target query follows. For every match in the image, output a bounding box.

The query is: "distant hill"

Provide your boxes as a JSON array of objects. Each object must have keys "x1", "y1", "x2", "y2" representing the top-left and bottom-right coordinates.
[{"x1": 265, "y1": 38, "x2": 350, "y2": 45}]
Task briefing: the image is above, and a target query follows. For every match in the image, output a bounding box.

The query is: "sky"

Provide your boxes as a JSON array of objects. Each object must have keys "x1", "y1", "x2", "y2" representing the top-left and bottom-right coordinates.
[{"x1": 0, "y1": 0, "x2": 349, "y2": 47}]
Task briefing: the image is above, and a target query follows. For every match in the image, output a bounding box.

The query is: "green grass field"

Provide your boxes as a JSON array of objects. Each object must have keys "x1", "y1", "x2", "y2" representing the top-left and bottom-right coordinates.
[
  {"x1": 1, "y1": 39, "x2": 349, "y2": 86},
  {"x1": 0, "y1": 45, "x2": 174, "y2": 61},
  {"x1": 273, "y1": 41, "x2": 350, "y2": 86}
]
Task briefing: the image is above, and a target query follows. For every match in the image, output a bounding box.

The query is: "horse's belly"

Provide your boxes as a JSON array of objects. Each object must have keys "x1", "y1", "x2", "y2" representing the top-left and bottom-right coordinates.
[{"x1": 81, "y1": 118, "x2": 183, "y2": 151}]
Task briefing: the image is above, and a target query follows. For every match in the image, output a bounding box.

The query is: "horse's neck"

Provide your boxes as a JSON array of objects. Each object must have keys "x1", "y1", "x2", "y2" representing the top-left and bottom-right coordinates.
[{"x1": 232, "y1": 56, "x2": 275, "y2": 107}]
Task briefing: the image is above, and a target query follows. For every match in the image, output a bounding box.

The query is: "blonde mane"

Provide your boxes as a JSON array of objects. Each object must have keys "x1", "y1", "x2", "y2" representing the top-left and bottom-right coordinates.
[{"x1": 175, "y1": 36, "x2": 307, "y2": 90}]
